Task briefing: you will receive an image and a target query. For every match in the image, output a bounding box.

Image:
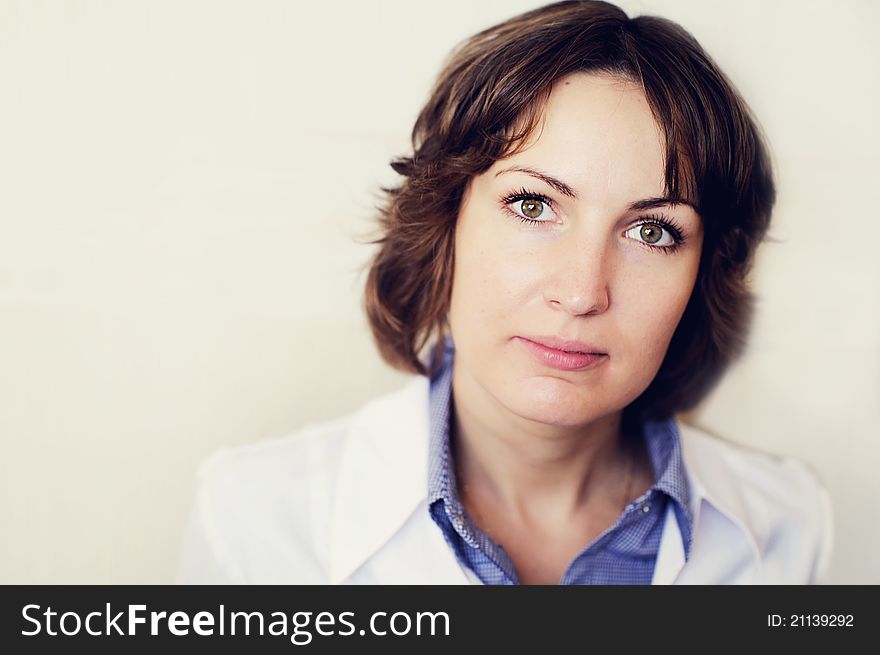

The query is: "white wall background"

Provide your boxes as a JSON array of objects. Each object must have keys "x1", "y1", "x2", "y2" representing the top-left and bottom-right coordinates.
[{"x1": 0, "y1": 0, "x2": 877, "y2": 584}]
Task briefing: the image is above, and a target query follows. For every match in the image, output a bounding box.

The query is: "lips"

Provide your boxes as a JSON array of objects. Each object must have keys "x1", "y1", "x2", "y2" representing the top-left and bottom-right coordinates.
[{"x1": 515, "y1": 335, "x2": 608, "y2": 372}]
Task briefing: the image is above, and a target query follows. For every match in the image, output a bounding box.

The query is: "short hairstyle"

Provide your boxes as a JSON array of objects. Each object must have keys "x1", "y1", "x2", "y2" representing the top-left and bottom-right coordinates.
[{"x1": 364, "y1": 0, "x2": 775, "y2": 421}]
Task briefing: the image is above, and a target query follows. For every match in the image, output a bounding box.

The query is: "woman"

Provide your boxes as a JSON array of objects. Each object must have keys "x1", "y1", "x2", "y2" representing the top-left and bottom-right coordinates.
[{"x1": 178, "y1": 0, "x2": 831, "y2": 584}]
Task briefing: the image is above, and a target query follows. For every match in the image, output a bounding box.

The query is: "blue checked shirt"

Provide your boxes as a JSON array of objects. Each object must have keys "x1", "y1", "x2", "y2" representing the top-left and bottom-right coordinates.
[{"x1": 427, "y1": 342, "x2": 693, "y2": 585}]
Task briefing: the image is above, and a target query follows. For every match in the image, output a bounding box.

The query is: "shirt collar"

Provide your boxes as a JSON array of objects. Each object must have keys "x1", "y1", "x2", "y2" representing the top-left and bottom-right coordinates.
[
  {"x1": 643, "y1": 417, "x2": 694, "y2": 556},
  {"x1": 426, "y1": 340, "x2": 458, "y2": 509}
]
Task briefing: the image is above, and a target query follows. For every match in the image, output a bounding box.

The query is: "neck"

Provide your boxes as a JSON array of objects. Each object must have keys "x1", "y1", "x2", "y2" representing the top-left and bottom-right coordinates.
[{"x1": 450, "y1": 364, "x2": 633, "y2": 525}]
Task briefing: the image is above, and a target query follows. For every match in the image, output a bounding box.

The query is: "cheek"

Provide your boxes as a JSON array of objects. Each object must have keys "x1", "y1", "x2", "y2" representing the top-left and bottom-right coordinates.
[
  {"x1": 449, "y1": 220, "x2": 540, "y2": 329},
  {"x1": 616, "y1": 263, "x2": 697, "y2": 360}
]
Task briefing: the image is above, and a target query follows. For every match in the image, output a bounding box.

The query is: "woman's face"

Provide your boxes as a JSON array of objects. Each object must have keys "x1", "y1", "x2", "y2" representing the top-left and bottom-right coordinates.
[{"x1": 448, "y1": 72, "x2": 703, "y2": 428}]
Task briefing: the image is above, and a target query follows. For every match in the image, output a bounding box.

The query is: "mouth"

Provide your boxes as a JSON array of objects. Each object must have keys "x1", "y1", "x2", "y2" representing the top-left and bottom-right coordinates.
[{"x1": 515, "y1": 336, "x2": 608, "y2": 372}]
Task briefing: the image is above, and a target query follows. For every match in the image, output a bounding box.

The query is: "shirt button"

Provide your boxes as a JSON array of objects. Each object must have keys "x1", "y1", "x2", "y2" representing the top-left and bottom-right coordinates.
[{"x1": 641, "y1": 504, "x2": 651, "y2": 513}]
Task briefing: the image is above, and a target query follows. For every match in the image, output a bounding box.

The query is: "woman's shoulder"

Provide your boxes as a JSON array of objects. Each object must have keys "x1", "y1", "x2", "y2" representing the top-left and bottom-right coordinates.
[
  {"x1": 178, "y1": 378, "x2": 430, "y2": 584},
  {"x1": 195, "y1": 374, "x2": 427, "y2": 494},
  {"x1": 196, "y1": 413, "x2": 354, "y2": 500},
  {"x1": 179, "y1": 414, "x2": 355, "y2": 584},
  {"x1": 677, "y1": 421, "x2": 833, "y2": 582},
  {"x1": 678, "y1": 421, "x2": 828, "y2": 504},
  {"x1": 196, "y1": 375, "x2": 429, "y2": 490}
]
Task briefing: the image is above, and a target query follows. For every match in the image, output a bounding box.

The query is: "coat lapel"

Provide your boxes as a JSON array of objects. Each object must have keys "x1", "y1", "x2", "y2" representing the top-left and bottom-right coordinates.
[
  {"x1": 328, "y1": 375, "x2": 449, "y2": 584},
  {"x1": 343, "y1": 503, "x2": 475, "y2": 585},
  {"x1": 672, "y1": 423, "x2": 763, "y2": 583},
  {"x1": 650, "y1": 503, "x2": 686, "y2": 584}
]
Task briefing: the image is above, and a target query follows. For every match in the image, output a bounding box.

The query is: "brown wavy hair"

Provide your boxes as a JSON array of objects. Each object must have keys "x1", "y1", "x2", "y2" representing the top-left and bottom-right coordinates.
[{"x1": 364, "y1": 0, "x2": 775, "y2": 420}]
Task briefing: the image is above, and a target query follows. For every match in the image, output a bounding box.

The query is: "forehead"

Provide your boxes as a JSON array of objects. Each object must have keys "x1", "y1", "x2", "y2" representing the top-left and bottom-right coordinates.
[{"x1": 492, "y1": 72, "x2": 667, "y2": 202}]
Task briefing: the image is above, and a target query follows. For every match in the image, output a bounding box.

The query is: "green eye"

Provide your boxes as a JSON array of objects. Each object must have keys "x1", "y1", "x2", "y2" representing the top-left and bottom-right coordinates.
[
  {"x1": 623, "y1": 220, "x2": 679, "y2": 250},
  {"x1": 639, "y1": 223, "x2": 663, "y2": 244},
  {"x1": 520, "y1": 199, "x2": 544, "y2": 219}
]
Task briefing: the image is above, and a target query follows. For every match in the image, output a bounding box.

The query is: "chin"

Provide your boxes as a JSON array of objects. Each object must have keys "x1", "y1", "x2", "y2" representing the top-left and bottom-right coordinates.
[{"x1": 501, "y1": 376, "x2": 619, "y2": 428}]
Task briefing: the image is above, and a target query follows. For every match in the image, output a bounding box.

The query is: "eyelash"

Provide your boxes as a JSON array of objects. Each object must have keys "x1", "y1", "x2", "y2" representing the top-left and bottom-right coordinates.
[{"x1": 498, "y1": 187, "x2": 686, "y2": 254}]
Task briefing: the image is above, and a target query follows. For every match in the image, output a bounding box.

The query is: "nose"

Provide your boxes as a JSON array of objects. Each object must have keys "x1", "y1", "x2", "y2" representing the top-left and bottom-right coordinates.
[{"x1": 542, "y1": 236, "x2": 611, "y2": 316}]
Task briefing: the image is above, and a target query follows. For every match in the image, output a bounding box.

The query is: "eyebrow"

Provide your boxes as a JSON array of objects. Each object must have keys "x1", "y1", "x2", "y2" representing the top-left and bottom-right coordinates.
[
  {"x1": 496, "y1": 166, "x2": 579, "y2": 199},
  {"x1": 494, "y1": 165, "x2": 697, "y2": 211}
]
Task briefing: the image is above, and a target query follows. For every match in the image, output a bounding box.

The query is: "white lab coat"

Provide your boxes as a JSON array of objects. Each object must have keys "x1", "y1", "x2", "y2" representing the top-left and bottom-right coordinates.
[{"x1": 177, "y1": 375, "x2": 833, "y2": 584}]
